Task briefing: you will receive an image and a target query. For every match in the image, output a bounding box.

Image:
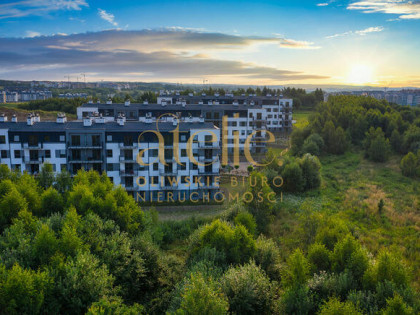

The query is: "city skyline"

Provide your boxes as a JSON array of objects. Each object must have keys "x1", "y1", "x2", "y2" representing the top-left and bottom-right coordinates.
[{"x1": 0, "y1": 0, "x2": 419, "y2": 87}]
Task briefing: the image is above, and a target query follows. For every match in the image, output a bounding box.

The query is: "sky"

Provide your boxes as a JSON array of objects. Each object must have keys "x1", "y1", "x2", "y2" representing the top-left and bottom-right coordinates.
[{"x1": 0, "y1": 0, "x2": 419, "y2": 87}]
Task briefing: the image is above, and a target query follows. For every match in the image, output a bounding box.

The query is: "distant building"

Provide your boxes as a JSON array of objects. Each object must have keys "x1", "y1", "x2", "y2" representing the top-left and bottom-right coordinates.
[
  {"x1": 59, "y1": 93, "x2": 88, "y2": 99},
  {"x1": 325, "y1": 89, "x2": 420, "y2": 106},
  {"x1": 0, "y1": 90, "x2": 52, "y2": 102},
  {"x1": 77, "y1": 94, "x2": 293, "y2": 155}
]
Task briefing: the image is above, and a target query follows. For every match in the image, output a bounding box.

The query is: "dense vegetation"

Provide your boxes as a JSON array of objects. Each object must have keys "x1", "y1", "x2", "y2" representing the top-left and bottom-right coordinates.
[
  {"x1": 0, "y1": 144, "x2": 418, "y2": 314},
  {"x1": 290, "y1": 95, "x2": 420, "y2": 177}
]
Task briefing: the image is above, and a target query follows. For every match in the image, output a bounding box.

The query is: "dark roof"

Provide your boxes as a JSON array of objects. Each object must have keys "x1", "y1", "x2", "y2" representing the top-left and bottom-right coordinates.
[
  {"x1": 0, "y1": 121, "x2": 217, "y2": 132},
  {"x1": 80, "y1": 103, "x2": 261, "y2": 111}
]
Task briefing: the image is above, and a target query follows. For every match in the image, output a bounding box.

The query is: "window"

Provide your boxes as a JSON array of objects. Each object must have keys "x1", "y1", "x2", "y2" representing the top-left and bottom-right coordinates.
[
  {"x1": 181, "y1": 149, "x2": 187, "y2": 157},
  {"x1": 0, "y1": 135, "x2": 5, "y2": 144},
  {"x1": 1, "y1": 150, "x2": 7, "y2": 158},
  {"x1": 14, "y1": 135, "x2": 19, "y2": 142},
  {"x1": 214, "y1": 112, "x2": 220, "y2": 119},
  {"x1": 45, "y1": 150, "x2": 51, "y2": 158},
  {"x1": 107, "y1": 164, "x2": 114, "y2": 172},
  {"x1": 56, "y1": 150, "x2": 66, "y2": 158},
  {"x1": 109, "y1": 177, "x2": 113, "y2": 183},
  {"x1": 13, "y1": 164, "x2": 20, "y2": 171},
  {"x1": 61, "y1": 164, "x2": 66, "y2": 171},
  {"x1": 181, "y1": 135, "x2": 187, "y2": 142},
  {"x1": 28, "y1": 135, "x2": 38, "y2": 146},
  {"x1": 59, "y1": 135, "x2": 65, "y2": 142},
  {"x1": 181, "y1": 176, "x2": 189, "y2": 184},
  {"x1": 149, "y1": 149, "x2": 158, "y2": 157},
  {"x1": 107, "y1": 150, "x2": 113, "y2": 158},
  {"x1": 191, "y1": 162, "x2": 198, "y2": 170},
  {"x1": 240, "y1": 121, "x2": 246, "y2": 127},
  {"x1": 92, "y1": 135, "x2": 100, "y2": 146},
  {"x1": 107, "y1": 135, "x2": 112, "y2": 142},
  {"x1": 14, "y1": 150, "x2": 21, "y2": 158},
  {"x1": 44, "y1": 135, "x2": 50, "y2": 142},
  {"x1": 180, "y1": 163, "x2": 187, "y2": 171},
  {"x1": 153, "y1": 163, "x2": 158, "y2": 171},
  {"x1": 71, "y1": 135, "x2": 80, "y2": 146}
]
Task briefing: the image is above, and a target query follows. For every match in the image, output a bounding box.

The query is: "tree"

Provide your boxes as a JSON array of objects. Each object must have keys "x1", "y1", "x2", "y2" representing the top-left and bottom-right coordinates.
[
  {"x1": 363, "y1": 127, "x2": 391, "y2": 162},
  {"x1": 221, "y1": 262, "x2": 275, "y2": 315},
  {"x1": 282, "y1": 162, "x2": 304, "y2": 192},
  {"x1": 0, "y1": 263, "x2": 53, "y2": 314},
  {"x1": 0, "y1": 188, "x2": 28, "y2": 229},
  {"x1": 87, "y1": 296, "x2": 144, "y2": 315},
  {"x1": 234, "y1": 211, "x2": 257, "y2": 236},
  {"x1": 318, "y1": 297, "x2": 362, "y2": 315},
  {"x1": 307, "y1": 243, "x2": 332, "y2": 273},
  {"x1": 400, "y1": 152, "x2": 418, "y2": 177},
  {"x1": 299, "y1": 154, "x2": 322, "y2": 190},
  {"x1": 177, "y1": 273, "x2": 228, "y2": 315},
  {"x1": 196, "y1": 219, "x2": 256, "y2": 265},
  {"x1": 282, "y1": 249, "x2": 310, "y2": 287},
  {"x1": 38, "y1": 162, "x2": 55, "y2": 189},
  {"x1": 40, "y1": 187, "x2": 64, "y2": 216},
  {"x1": 382, "y1": 295, "x2": 415, "y2": 315}
]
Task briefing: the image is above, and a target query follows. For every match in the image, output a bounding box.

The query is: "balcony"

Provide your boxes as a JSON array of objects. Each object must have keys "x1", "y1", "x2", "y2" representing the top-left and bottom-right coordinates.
[
  {"x1": 119, "y1": 142, "x2": 138, "y2": 149},
  {"x1": 68, "y1": 141, "x2": 103, "y2": 149},
  {"x1": 198, "y1": 142, "x2": 220, "y2": 149},
  {"x1": 120, "y1": 156, "x2": 136, "y2": 163},
  {"x1": 160, "y1": 183, "x2": 179, "y2": 190},
  {"x1": 26, "y1": 158, "x2": 42, "y2": 164},
  {"x1": 120, "y1": 170, "x2": 136, "y2": 176},
  {"x1": 159, "y1": 169, "x2": 177, "y2": 176},
  {"x1": 23, "y1": 143, "x2": 42, "y2": 149}
]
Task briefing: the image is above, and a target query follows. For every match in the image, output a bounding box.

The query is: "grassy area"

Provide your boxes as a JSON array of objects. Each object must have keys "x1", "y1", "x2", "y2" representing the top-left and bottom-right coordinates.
[
  {"x1": 293, "y1": 110, "x2": 313, "y2": 129},
  {"x1": 269, "y1": 149, "x2": 420, "y2": 289}
]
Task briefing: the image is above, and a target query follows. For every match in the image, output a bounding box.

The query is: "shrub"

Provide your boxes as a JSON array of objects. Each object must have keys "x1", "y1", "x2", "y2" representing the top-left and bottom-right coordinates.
[
  {"x1": 282, "y1": 162, "x2": 304, "y2": 192},
  {"x1": 221, "y1": 262, "x2": 275, "y2": 315},
  {"x1": 299, "y1": 154, "x2": 322, "y2": 190},
  {"x1": 282, "y1": 249, "x2": 310, "y2": 287},
  {"x1": 318, "y1": 297, "x2": 362, "y2": 315},
  {"x1": 195, "y1": 219, "x2": 256, "y2": 265},
  {"x1": 177, "y1": 273, "x2": 229, "y2": 315},
  {"x1": 363, "y1": 127, "x2": 391, "y2": 162},
  {"x1": 254, "y1": 236, "x2": 281, "y2": 280},
  {"x1": 234, "y1": 211, "x2": 257, "y2": 236},
  {"x1": 382, "y1": 294, "x2": 415, "y2": 315},
  {"x1": 400, "y1": 152, "x2": 418, "y2": 177},
  {"x1": 332, "y1": 235, "x2": 369, "y2": 281},
  {"x1": 0, "y1": 263, "x2": 53, "y2": 314},
  {"x1": 307, "y1": 243, "x2": 332, "y2": 273}
]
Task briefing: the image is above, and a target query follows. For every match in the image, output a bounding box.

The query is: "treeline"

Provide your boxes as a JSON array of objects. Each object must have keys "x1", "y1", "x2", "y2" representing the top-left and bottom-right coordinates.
[
  {"x1": 291, "y1": 95, "x2": 420, "y2": 177},
  {"x1": 0, "y1": 163, "x2": 417, "y2": 314}
]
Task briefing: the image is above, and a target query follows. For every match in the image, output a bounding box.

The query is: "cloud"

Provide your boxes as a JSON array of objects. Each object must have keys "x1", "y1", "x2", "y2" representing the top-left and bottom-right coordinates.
[
  {"x1": 26, "y1": 31, "x2": 41, "y2": 38},
  {"x1": 327, "y1": 26, "x2": 384, "y2": 38},
  {"x1": 98, "y1": 8, "x2": 118, "y2": 27},
  {"x1": 348, "y1": 0, "x2": 420, "y2": 20},
  {"x1": 278, "y1": 38, "x2": 321, "y2": 49},
  {"x1": 0, "y1": 0, "x2": 88, "y2": 19},
  {"x1": 317, "y1": 3, "x2": 330, "y2": 7},
  {"x1": 0, "y1": 29, "x2": 328, "y2": 83}
]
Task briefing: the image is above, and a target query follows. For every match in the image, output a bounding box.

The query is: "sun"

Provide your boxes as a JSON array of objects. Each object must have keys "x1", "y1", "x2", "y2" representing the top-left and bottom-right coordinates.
[{"x1": 346, "y1": 64, "x2": 375, "y2": 85}]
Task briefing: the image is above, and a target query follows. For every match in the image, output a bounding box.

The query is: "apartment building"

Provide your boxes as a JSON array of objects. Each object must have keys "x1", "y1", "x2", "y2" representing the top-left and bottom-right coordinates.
[
  {"x1": 77, "y1": 94, "x2": 293, "y2": 155},
  {"x1": 0, "y1": 113, "x2": 220, "y2": 202}
]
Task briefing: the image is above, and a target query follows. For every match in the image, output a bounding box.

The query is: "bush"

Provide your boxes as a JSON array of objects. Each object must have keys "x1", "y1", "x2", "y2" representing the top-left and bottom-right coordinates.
[
  {"x1": 234, "y1": 211, "x2": 257, "y2": 236},
  {"x1": 0, "y1": 263, "x2": 53, "y2": 314},
  {"x1": 195, "y1": 219, "x2": 256, "y2": 265},
  {"x1": 299, "y1": 154, "x2": 322, "y2": 190},
  {"x1": 254, "y1": 236, "x2": 281, "y2": 280},
  {"x1": 177, "y1": 273, "x2": 229, "y2": 315},
  {"x1": 332, "y1": 235, "x2": 369, "y2": 281},
  {"x1": 382, "y1": 294, "x2": 415, "y2": 315},
  {"x1": 282, "y1": 162, "x2": 304, "y2": 192},
  {"x1": 400, "y1": 152, "x2": 418, "y2": 177},
  {"x1": 221, "y1": 262, "x2": 276, "y2": 315},
  {"x1": 282, "y1": 249, "x2": 310, "y2": 287},
  {"x1": 318, "y1": 297, "x2": 362, "y2": 315},
  {"x1": 363, "y1": 127, "x2": 391, "y2": 162},
  {"x1": 308, "y1": 243, "x2": 332, "y2": 273}
]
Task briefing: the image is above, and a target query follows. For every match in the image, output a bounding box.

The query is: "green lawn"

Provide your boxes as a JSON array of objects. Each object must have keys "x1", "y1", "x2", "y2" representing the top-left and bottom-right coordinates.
[{"x1": 293, "y1": 110, "x2": 313, "y2": 129}]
